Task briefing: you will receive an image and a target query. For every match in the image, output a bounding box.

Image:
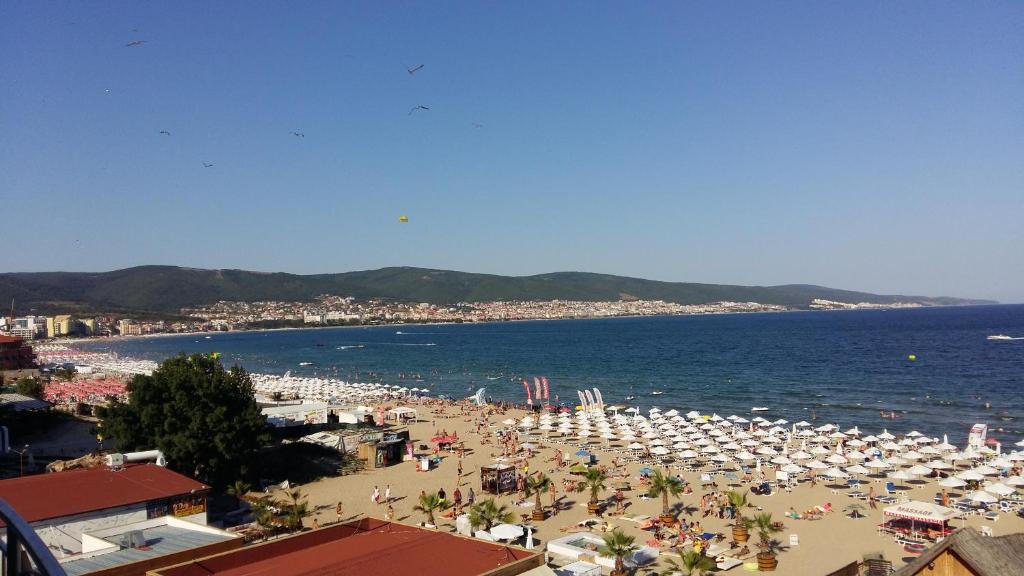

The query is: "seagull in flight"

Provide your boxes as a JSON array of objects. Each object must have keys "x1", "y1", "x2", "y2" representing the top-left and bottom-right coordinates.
[
  {"x1": 407, "y1": 64, "x2": 424, "y2": 75},
  {"x1": 203, "y1": 162, "x2": 214, "y2": 168},
  {"x1": 126, "y1": 40, "x2": 145, "y2": 47},
  {"x1": 290, "y1": 131, "x2": 305, "y2": 138},
  {"x1": 409, "y1": 105, "x2": 430, "y2": 115},
  {"x1": 159, "y1": 130, "x2": 171, "y2": 136}
]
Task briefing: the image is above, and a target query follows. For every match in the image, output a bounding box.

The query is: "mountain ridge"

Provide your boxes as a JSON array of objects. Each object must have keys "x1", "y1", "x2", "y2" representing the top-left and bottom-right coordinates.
[{"x1": 0, "y1": 265, "x2": 995, "y2": 316}]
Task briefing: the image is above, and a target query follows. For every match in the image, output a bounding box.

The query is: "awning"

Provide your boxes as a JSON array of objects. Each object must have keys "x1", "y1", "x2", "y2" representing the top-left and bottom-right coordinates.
[{"x1": 883, "y1": 501, "x2": 961, "y2": 524}]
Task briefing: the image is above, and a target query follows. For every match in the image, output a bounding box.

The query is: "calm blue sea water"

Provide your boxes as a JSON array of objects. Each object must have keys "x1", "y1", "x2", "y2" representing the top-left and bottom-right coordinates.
[{"x1": 81, "y1": 305, "x2": 1024, "y2": 443}]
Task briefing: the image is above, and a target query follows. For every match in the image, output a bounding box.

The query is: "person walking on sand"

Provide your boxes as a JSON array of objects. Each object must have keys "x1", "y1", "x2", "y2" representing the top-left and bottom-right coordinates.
[
  {"x1": 453, "y1": 486, "x2": 463, "y2": 513},
  {"x1": 372, "y1": 486, "x2": 381, "y2": 505},
  {"x1": 468, "y1": 486, "x2": 475, "y2": 506},
  {"x1": 386, "y1": 504, "x2": 395, "y2": 521},
  {"x1": 385, "y1": 484, "x2": 391, "y2": 504},
  {"x1": 549, "y1": 481, "x2": 557, "y2": 508},
  {"x1": 336, "y1": 501, "x2": 344, "y2": 523},
  {"x1": 868, "y1": 486, "x2": 877, "y2": 510}
]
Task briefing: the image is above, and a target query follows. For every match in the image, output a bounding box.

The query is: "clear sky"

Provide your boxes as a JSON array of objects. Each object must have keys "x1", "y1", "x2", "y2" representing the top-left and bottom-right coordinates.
[{"x1": 2, "y1": 2, "x2": 1022, "y2": 302}]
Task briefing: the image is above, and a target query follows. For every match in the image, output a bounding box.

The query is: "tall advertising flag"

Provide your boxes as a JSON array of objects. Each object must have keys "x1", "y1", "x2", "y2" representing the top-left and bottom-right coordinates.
[
  {"x1": 522, "y1": 379, "x2": 533, "y2": 405},
  {"x1": 534, "y1": 377, "x2": 542, "y2": 401},
  {"x1": 542, "y1": 377, "x2": 550, "y2": 401}
]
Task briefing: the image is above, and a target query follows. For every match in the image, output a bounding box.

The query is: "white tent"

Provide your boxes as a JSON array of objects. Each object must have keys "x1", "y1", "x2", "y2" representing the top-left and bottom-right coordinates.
[
  {"x1": 386, "y1": 406, "x2": 418, "y2": 422},
  {"x1": 883, "y1": 501, "x2": 961, "y2": 524}
]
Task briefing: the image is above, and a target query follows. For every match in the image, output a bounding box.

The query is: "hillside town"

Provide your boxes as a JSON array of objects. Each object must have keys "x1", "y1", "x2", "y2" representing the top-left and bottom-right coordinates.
[
  {"x1": 1, "y1": 296, "x2": 795, "y2": 341},
  {"x1": 0, "y1": 296, "x2": 934, "y2": 342}
]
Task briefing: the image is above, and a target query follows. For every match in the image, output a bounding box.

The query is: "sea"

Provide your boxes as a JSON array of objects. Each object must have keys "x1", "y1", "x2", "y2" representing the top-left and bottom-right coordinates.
[{"x1": 81, "y1": 304, "x2": 1024, "y2": 444}]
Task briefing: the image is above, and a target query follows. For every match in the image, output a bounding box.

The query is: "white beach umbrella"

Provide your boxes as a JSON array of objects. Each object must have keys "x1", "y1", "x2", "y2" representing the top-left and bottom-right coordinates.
[
  {"x1": 907, "y1": 464, "x2": 933, "y2": 476},
  {"x1": 810, "y1": 446, "x2": 831, "y2": 456},
  {"x1": 711, "y1": 453, "x2": 732, "y2": 462},
  {"x1": 865, "y1": 459, "x2": 890, "y2": 470},
  {"x1": 888, "y1": 470, "x2": 912, "y2": 481},
  {"x1": 918, "y1": 446, "x2": 941, "y2": 455},
  {"x1": 490, "y1": 523, "x2": 525, "y2": 540},
  {"x1": 956, "y1": 470, "x2": 985, "y2": 482},
  {"x1": 862, "y1": 435, "x2": 879, "y2": 443},
  {"x1": 938, "y1": 477, "x2": 967, "y2": 488},
  {"x1": 847, "y1": 439, "x2": 867, "y2": 448},
  {"x1": 735, "y1": 451, "x2": 756, "y2": 461},
  {"x1": 791, "y1": 451, "x2": 812, "y2": 460},
  {"x1": 925, "y1": 459, "x2": 952, "y2": 470},
  {"x1": 989, "y1": 457, "x2": 1012, "y2": 468},
  {"x1": 824, "y1": 467, "x2": 849, "y2": 479},
  {"x1": 902, "y1": 450, "x2": 923, "y2": 460},
  {"x1": 1004, "y1": 476, "x2": 1024, "y2": 487},
  {"x1": 846, "y1": 464, "x2": 870, "y2": 475},
  {"x1": 877, "y1": 431, "x2": 895, "y2": 440},
  {"x1": 771, "y1": 456, "x2": 792, "y2": 465},
  {"x1": 806, "y1": 460, "x2": 830, "y2": 470},
  {"x1": 984, "y1": 482, "x2": 1015, "y2": 497},
  {"x1": 627, "y1": 442, "x2": 645, "y2": 450},
  {"x1": 825, "y1": 454, "x2": 849, "y2": 465},
  {"x1": 781, "y1": 463, "x2": 804, "y2": 474},
  {"x1": 972, "y1": 465, "x2": 999, "y2": 476},
  {"x1": 967, "y1": 490, "x2": 998, "y2": 504},
  {"x1": 678, "y1": 450, "x2": 699, "y2": 459},
  {"x1": 650, "y1": 446, "x2": 670, "y2": 456}
]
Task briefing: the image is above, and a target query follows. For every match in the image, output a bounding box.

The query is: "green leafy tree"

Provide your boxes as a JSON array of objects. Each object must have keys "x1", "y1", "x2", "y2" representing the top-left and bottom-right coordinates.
[
  {"x1": 413, "y1": 492, "x2": 451, "y2": 526},
  {"x1": 16, "y1": 377, "x2": 45, "y2": 400},
  {"x1": 575, "y1": 467, "x2": 608, "y2": 507},
  {"x1": 726, "y1": 490, "x2": 751, "y2": 524},
  {"x1": 598, "y1": 528, "x2": 638, "y2": 576},
  {"x1": 662, "y1": 552, "x2": 716, "y2": 576},
  {"x1": 524, "y1": 473, "x2": 552, "y2": 512},
  {"x1": 227, "y1": 480, "x2": 252, "y2": 508},
  {"x1": 647, "y1": 469, "x2": 685, "y2": 517},
  {"x1": 753, "y1": 512, "x2": 782, "y2": 553},
  {"x1": 97, "y1": 354, "x2": 270, "y2": 489},
  {"x1": 467, "y1": 498, "x2": 515, "y2": 531},
  {"x1": 284, "y1": 489, "x2": 310, "y2": 531}
]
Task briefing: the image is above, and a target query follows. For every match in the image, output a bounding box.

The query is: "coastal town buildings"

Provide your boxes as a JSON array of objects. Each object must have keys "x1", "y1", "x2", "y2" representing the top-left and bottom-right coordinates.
[{"x1": 0, "y1": 335, "x2": 36, "y2": 370}]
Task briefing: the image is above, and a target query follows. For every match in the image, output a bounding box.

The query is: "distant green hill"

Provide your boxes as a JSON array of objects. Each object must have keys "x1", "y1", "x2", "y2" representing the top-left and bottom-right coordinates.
[{"x1": 0, "y1": 266, "x2": 994, "y2": 316}]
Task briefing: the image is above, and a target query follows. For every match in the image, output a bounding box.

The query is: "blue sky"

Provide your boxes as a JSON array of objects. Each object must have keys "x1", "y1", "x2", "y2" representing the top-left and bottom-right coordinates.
[{"x1": 2, "y1": 2, "x2": 1022, "y2": 302}]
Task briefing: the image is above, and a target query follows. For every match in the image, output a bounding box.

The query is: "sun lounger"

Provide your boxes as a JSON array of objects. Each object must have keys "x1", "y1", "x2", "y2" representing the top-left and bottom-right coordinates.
[{"x1": 716, "y1": 557, "x2": 744, "y2": 571}]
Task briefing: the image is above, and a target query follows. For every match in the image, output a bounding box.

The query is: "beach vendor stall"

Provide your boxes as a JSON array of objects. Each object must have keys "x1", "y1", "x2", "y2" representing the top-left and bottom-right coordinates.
[
  {"x1": 481, "y1": 463, "x2": 518, "y2": 495},
  {"x1": 358, "y1": 437, "x2": 406, "y2": 468},
  {"x1": 880, "y1": 501, "x2": 960, "y2": 545},
  {"x1": 432, "y1": 431, "x2": 459, "y2": 451}
]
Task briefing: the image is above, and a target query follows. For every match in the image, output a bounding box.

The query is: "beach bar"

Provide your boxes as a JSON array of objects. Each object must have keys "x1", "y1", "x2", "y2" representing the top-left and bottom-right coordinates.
[
  {"x1": 480, "y1": 463, "x2": 518, "y2": 495},
  {"x1": 881, "y1": 501, "x2": 960, "y2": 543}
]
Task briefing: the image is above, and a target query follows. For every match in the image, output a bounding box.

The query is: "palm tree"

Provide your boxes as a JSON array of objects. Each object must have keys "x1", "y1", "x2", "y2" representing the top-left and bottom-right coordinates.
[
  {"x1": 227, "y1": 479, "x2": 252, "y2": 509},
  {"x1": 598, "y1": 528, "x2": 638, "y2": 576},
  {"x1": 284, "y1": 489, "x2": 310, "y2": 531},
  {"x1": 413, "y1": 492, "x2": 450, "y2": 527},
  {"x1": 468, "y1": 498, "x2": 515, "y2": 531},
  {"x1": 524, "y1": 473, "x2": 552, "y2": 521},
  {"x1": 726, "y1": 490, "x2": 751, "y2": 543},
  {"x1": 647, "y1": 469, "x2": 684, "y2": 523},
  {"x1": 250, "y1": 495, "x2": 279, "y2": 536},
  {"x1": 662, "y1": 552, "x2": 716, "y2": 576},
  {"x1": 752, "y1": 512, "x2": 783, "y2": 569},
  {"x1": 575, "y1": 467, "x2": 608, "y2": 514}
]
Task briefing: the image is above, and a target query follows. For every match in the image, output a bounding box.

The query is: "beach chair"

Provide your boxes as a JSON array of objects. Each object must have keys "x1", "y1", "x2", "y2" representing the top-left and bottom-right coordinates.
[
  {"x1": 864, "y1": 558, "x2": 892, "y2": 576},
  {"x1": 884, "y1": 482, "x2": 896, "y2": 495},
  {"x1": 983, "y1": 510, "x2": 1000, "y2": 522},
  {"x1": 846, "y1": 478, "x2": 860, "y2": 489}
]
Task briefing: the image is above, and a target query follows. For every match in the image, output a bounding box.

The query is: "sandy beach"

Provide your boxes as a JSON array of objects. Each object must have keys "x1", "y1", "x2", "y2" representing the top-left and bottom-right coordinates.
[{"x1": 284, "y1": 400, "x2": 1024, "y2": 575}]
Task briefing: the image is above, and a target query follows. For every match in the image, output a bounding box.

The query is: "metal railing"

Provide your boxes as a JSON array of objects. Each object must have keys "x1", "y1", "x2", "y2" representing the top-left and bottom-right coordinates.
[{"x1": 0, "y1": 498, "x2": 66, "y2": 576}]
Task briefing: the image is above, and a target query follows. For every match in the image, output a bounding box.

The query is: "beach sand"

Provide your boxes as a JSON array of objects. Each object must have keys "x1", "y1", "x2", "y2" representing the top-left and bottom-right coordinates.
[{"x1": 279, "y1": 401, "x2": 1024, "y2": 575}]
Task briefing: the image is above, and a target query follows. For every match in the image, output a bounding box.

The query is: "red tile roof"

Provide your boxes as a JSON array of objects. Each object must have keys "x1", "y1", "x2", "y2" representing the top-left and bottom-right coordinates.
[
  {"x1": 156, "y1": 518, "x2": 539, "y2": 576},
  {"x1": 0, "y1": 335, "x2": 25, "y2": 344},
  {"x1": 0, "y1": 464, "x2": 208, "y2": 524}
]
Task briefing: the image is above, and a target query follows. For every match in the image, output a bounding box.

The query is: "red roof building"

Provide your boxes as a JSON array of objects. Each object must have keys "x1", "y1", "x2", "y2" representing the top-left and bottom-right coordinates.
[
  {"x1": 154, "y1": 518, "x2": 544, "y2": 576},
  {"x1": 0, "y1": 335, "x2": 36, "y2": 370},
  {"x1": 0, "y1": 464, "x2": 209, "y2": 526}
]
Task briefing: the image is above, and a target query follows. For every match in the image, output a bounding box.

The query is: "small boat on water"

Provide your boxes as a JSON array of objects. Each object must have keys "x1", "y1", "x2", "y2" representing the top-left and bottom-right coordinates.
[
  {"x1": 987, "y1": 334, "x2": 1018, "y2": 341},
  {"x1": 651, "y1": 391, "x2": 664, "y2": 396},
  {"x1": 751, "y1": 407, "x2": 769, "y2": 412},
  {"x1": 299, "y1": 361, "x2": 314, "y2": 366},
  {"x1": 625, "y1": 395, "x2": 636, "y2": 401}
]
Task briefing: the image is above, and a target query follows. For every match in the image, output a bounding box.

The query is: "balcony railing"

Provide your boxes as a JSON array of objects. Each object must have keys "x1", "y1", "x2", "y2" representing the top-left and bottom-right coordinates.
[{"x1": 0, "y1": 498, "x2": 66, "y2": 576}]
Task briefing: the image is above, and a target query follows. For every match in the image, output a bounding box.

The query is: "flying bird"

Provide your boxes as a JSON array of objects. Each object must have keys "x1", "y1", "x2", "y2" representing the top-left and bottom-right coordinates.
[
  {"x1": 159, "y1": 130, "x2": 171, "y2": 135},
  {"x1": 203, "y1": 162, "x2": 214, "y2": 168},
  {"x1": 407, "y1": 64, "x2": 424, "y2": 75},
  {"x1": 126, "y1": 40, "x2": 145, "y2": 47},
  {"x1": 408, "y1": 105, "x2": 430, "y2": 115},
  {"x1": 290, "y1": 131, "x2": 305, "y2": 138}
]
